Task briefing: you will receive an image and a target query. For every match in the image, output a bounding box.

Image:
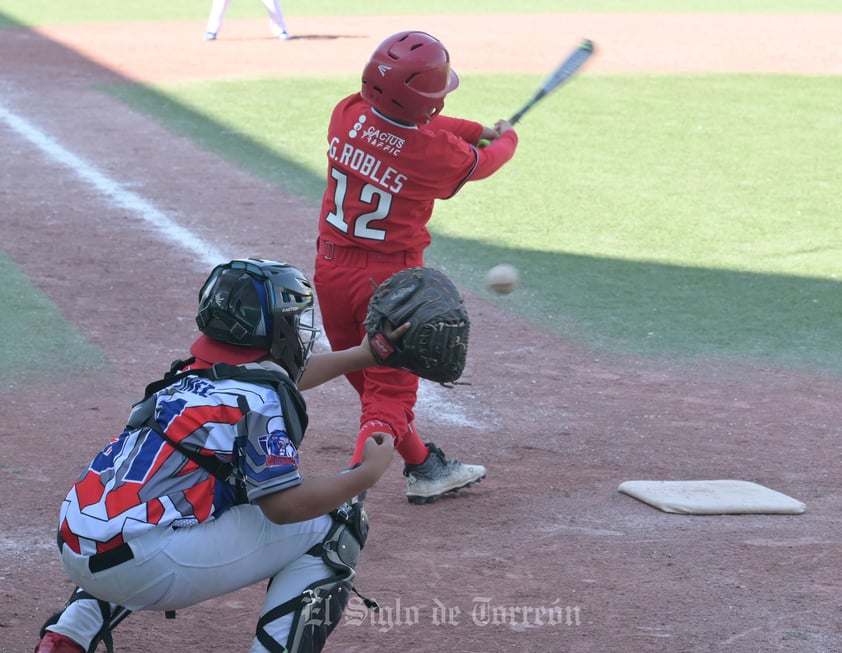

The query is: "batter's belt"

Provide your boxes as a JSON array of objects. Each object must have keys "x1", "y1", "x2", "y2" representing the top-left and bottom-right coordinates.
[{"x1": 317, "y1": 239, "x2": 421, "y2": 268}]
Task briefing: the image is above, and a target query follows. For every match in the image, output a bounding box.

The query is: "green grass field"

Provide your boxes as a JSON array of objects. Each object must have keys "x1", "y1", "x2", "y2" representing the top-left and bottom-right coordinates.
[
  {"x1": 2, "y1": 0, "x2": 842, "y2": 26},
  {"x1": 106, "y1": 69, "x2": 842, "y2": 374},
  {"x1": 2, "y1": 2, "x2": 841, "y2": 380},
  {"x1": 0, "y1": 253, "x2": 106, "y2": 383}
]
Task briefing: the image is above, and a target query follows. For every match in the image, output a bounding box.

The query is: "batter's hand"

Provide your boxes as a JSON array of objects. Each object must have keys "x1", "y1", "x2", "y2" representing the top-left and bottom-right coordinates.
[
  {"x1": 479, "y1": 125, "x2": 501, "y2": 143},
  {"x1": 478, "y1": 120, "x2": 514, "y2": 147},
  {"x1": 493, "y1": 119, "x2": 514, "y2": 135}
]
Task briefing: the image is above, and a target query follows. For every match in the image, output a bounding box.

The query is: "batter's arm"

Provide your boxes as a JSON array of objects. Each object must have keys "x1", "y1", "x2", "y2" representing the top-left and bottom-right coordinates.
[
  {"x1": 473, "y1": 128, "x2": 518, "y2": 180},
  {"x1": 429, "y1": 114, "x2": 484, "y2": 144}
]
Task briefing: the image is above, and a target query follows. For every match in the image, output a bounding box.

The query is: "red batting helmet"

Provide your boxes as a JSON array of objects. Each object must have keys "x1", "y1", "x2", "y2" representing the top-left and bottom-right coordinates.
[{"x1": 361, "y1": 31, "x2": 459, "y2": 125}]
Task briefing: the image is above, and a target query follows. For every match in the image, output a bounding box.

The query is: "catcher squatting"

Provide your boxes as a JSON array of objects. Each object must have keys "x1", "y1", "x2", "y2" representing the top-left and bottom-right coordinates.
[{"x1": 33, "y1": 259, "x2": 469, "y2": 653}]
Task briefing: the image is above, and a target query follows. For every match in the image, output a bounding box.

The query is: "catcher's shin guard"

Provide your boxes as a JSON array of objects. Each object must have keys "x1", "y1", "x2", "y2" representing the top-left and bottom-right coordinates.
[
  {"x1": 39, "y1": 587, "x2": 131, "y2": 653},
  {"x1": 255, "y1": 502, "x2": 370, "y2": 653}
]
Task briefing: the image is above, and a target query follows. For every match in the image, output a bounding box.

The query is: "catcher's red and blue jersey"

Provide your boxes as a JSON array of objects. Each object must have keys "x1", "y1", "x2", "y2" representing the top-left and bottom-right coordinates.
[{"x1": 58, "y1": 368, "x2": 301, "y2": 557}]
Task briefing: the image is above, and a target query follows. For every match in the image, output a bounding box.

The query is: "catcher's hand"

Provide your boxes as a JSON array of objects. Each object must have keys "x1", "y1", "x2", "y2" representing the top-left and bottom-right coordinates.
[{"x1": 364, "y1": 266, "x2": 470, "y2": 385}]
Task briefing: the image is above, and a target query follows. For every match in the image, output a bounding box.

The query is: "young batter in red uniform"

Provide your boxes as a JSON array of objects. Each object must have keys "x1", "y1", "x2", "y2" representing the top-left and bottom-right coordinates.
[{"x1": 314, "y1": 30, "x2": 519, "y2": 504}]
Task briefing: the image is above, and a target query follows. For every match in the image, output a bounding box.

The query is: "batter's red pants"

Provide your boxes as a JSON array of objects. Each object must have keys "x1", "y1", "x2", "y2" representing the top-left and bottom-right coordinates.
[{"x1": 313, "y1": 239, "x2": 430, "y2": 466}]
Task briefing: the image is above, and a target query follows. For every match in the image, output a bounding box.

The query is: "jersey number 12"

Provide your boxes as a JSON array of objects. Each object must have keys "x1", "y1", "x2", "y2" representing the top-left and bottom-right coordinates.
[{"x1": 325, "y1": 168, "x2": 392, "y2": 242}]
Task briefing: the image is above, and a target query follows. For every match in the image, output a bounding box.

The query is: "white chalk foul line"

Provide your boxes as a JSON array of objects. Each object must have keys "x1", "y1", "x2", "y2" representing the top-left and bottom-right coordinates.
[
  {"x1": 417, "y1": 381, "x2": 478, "y2": 427},
  {"x1": 0, "y1": 100, "x2": 227, "y2": 269},
  {"x1": 1, "y1": 99, "x2": 481, "y2": 428}
]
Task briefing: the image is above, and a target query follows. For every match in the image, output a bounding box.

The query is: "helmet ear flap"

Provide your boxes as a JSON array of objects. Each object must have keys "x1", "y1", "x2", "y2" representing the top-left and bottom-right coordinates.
[
  {"x1": 196, "y1": 268, "x2": 272, "y2": 350},
  {"x1": 270, "y1": 315, "x2": 304, "y2": 381}
]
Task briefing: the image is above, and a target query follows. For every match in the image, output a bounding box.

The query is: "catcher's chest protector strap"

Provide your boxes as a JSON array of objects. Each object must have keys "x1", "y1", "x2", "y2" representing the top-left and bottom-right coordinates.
[{"x1": 141, "y1": 359, "x2": 309, "y2": 447}]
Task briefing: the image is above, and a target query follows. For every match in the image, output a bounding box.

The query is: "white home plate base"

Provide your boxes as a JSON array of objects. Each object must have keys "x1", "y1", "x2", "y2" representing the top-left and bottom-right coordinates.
[{"x1": 618, "y1": 479, "x2": 806, "y2": 515}]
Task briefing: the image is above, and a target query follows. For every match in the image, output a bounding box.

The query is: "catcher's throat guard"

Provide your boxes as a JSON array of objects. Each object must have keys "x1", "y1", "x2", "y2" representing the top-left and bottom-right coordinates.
[{"x1": 364, "y1": 266, "x2": 469, "y2": 385}]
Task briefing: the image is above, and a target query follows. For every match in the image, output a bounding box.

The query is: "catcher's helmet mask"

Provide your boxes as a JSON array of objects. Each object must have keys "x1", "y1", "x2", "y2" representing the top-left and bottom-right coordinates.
[
  {"x1": 361, "y1": 30, "x2": 459, "y2": 125},
  {"x1": 196, "y1": 258, "x2": 319, "y2": 381}
]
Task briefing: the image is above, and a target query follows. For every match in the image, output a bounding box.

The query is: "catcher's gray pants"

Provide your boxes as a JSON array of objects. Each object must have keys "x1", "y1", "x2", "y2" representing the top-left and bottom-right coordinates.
[{"x1": 54, "y1": 505, "x2": 333, "y2": 652}]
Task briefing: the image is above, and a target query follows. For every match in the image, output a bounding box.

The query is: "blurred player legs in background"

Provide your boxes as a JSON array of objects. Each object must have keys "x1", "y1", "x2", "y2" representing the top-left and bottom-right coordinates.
[{"x1": 204, "y1": 0, "x2": 289, "y2": 41}]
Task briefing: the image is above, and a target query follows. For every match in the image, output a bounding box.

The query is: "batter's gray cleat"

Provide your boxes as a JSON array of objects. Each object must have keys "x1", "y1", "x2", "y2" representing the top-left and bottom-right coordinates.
[
  {"x1": 404, "y1": 442, "x2": 486, "y2": 504},
  {"x1": 204, "y1": 31, "x2": 217, "y2": 41}
]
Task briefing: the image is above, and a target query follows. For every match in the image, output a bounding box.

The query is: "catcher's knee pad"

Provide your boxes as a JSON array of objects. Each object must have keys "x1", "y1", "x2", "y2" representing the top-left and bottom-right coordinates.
[{"x1": 255, "y1": 502, "x2": 369, "y2": 653}]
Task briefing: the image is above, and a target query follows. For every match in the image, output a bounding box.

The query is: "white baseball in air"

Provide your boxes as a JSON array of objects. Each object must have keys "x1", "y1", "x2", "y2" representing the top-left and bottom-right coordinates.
[{"x1": 485, "y1": 264, "x2": 519, "y2": 295}]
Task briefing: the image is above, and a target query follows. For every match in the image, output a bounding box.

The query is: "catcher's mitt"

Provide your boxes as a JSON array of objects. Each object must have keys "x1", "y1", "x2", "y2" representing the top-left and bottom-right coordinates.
[{"x1": 365, "y1": 266, "x2": 470, "y2": 385}]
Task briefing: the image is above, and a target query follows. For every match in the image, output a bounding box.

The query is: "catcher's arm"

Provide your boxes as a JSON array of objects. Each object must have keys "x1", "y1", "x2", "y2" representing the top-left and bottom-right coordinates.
[
  {"x1": 257, "y1": 435, "x2": 395, "y2": 524},
  {"x1": 297, "y1": 321, "x2": 410, "y2": 391}
]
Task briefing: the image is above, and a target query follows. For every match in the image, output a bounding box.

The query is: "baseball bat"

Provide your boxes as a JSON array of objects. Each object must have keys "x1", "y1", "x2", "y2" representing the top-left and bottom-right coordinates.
[{"x1": 508, "y1": 39, "x2": 595, "y2": 126}]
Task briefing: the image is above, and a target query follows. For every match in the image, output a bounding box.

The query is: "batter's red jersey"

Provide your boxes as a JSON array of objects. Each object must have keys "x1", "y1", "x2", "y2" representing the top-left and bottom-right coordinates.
[{"x1": 317, "y1": 92, "x2": 518, "y2": 256}]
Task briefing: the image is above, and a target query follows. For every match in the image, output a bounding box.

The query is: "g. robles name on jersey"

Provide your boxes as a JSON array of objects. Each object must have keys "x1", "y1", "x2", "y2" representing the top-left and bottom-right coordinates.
[{"x1": 328, "y1": 135, "x2": 407, "y2": 194}]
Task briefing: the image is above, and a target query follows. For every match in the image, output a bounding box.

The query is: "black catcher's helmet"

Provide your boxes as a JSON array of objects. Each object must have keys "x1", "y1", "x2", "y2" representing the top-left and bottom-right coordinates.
[{"x1": 195, "y1": 258, "x2": 319, "y2": 381}]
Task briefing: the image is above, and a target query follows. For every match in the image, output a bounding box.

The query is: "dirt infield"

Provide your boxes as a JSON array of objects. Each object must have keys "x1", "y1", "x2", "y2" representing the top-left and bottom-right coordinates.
[{"x1": 2, "y1": 14, "x2": 841, "y2": 653}]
